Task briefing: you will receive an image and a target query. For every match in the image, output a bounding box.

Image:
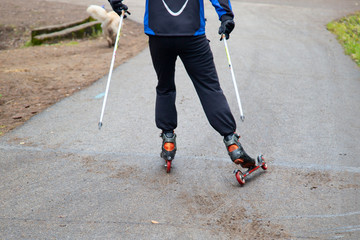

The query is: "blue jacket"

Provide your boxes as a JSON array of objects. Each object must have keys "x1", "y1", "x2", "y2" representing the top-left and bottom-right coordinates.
[{"x1": 144, "y1": 0, "x2": 233, "y2": 36}]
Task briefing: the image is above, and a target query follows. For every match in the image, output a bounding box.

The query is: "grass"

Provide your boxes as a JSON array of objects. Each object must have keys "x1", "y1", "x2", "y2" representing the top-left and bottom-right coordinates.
[
  {"x1": 23, "y1": 28, "x2": 101, "y2": 48},
  {"x1": 0, "y1": 97, "x2": 2, "y2": 135},
  {"x1": 0, "y1": 125, "x2": 5, "y2": 136},
  {"x1": 327, "y1": 12, "x2": 360, "y2": 66},
  {"x1": 65, "y1": 41, "x2": 79, "y2": 46},
  {"x1": 24, "y1": 39, "x2": 83, "y2": 48},
  {"x1": 23, "y1": 40, "x2": 34, "y2": 48}
]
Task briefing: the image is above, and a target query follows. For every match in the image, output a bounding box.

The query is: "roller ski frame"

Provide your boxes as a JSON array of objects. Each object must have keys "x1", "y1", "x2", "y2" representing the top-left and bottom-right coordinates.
[
  {"x1": 234, "y1": 154, "x2": 267, "y2": 186},
  {"x1": 160, "y1": 132, "x2": 176, "y2": 173}
]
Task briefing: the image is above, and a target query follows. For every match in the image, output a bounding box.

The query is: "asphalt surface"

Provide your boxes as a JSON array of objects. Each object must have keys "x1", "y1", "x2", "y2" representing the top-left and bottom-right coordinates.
[{"x1": 1, "y1": 0, "x2": 360, "y2": 239}]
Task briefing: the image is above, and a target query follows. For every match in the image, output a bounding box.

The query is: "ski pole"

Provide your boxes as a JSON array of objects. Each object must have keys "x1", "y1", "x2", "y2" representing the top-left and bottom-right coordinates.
[
  {"x1": 222, "y1": 35, "x2": 245, "y2": 122},
  {"x1": 98, "y1": 10, "x2": 125, "y2": 130}
]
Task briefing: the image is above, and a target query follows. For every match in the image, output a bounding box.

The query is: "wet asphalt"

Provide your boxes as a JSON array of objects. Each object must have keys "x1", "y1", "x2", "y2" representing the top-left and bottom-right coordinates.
[{"x1": 1, "y1": 0, "x2": 360, "y2": 239}]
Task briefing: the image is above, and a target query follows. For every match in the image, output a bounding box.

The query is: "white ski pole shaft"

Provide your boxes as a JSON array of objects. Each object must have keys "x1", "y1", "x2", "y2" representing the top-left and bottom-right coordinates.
[
  {"x1": 98, "y1": 11, "x2": 125, "y2": 130},
  {"x1": 223, "y1": 35, "x2": 245, "y2": 121}
]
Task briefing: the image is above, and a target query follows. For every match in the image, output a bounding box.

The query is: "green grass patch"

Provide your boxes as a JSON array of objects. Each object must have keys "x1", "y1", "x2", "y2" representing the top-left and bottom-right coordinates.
[
  {"x1": 327, "y1": 12, "x2": 360, "y2": 66},
  {"x1": 0, "y1": 126, "x2": 5, "y2": 136},
  {"x1": 23, "y1": 40, "x2": 34, "y2": 48},
  {"x1": 65, "y1": 41, "x2": 79, "y2": 46},
  {"x1": 23, "y1": 40, "x2": 80, "y2": 48}
]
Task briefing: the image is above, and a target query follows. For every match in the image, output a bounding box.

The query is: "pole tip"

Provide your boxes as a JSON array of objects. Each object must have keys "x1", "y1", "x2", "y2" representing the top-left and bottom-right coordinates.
[
  {"x1": 240, "y1": 116, "x2": 245, "y2": 122},
  {"x1": 98, "y1": 122, "x2": 103, "y2": 130}
]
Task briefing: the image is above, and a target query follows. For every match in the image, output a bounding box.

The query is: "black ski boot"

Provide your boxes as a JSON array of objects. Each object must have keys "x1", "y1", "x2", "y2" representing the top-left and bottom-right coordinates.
[
  {"x1": 160, "y1": 132, "x2": 176, "y2": 173},
  {"x1": 224, "y1": 133, "x2": 256, "y2": 168}
]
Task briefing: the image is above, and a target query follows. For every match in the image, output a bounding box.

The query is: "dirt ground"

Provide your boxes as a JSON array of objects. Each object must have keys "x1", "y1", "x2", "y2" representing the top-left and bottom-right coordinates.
[{"x1": 0, "y1": 0, "x2": 148, "y2": 136}]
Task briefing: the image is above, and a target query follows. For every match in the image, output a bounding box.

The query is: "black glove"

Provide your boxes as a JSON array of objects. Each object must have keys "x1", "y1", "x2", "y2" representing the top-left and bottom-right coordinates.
[
  {"x1": 218, "y1": 18, "x2": 235, "y2": 40},
  {"x1": 108, "y1": 0, "x2": 129, "y2": 16}
]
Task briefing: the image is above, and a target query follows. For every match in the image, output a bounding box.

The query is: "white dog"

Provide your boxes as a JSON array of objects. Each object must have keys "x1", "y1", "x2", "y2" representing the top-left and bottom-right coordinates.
[{"x1": 87, "y1": 5, "x2": 121, "y2": 47}]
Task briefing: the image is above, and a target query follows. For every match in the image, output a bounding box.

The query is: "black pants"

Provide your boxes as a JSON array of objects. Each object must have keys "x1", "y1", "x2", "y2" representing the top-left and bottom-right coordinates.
[{"x1": 149, "y1": 35, "x2": 236, "y2": 136}]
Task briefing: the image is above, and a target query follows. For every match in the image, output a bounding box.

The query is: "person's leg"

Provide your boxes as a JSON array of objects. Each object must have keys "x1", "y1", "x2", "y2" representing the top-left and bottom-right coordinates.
[
  {"x1": 179, "y1": 35, "x2": 235, "y2": 136},
  {"x1": 149, "y1": 36, "x2": 178, "y2": 163},
  {"x1": 179, "y1": 35, "x2": 255, "y2": 168},
  {"x1": 149, "y1": 36, "x2": 178, "y2": 132}
]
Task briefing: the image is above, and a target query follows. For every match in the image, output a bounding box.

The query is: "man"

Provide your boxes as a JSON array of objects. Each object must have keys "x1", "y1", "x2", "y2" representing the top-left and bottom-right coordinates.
[{"x1": 108, "y1": 0, "x2": 256, "y2": 169}]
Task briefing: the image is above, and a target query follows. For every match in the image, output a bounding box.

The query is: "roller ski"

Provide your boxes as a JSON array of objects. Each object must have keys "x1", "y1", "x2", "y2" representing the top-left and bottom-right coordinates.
[
  {"x1": 233, "y1": 155, "x2": 267, "y2": 185},
  {"x1": 224, "y1": 133, "x2": 268, "y2": 185},
  {"x1": 160, "y1": 132, "x2": 176, "y2": 173}
]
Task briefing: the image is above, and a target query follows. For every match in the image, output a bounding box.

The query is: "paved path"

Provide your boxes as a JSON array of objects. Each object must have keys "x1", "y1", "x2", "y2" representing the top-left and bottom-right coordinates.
[{"x1": 1, "y1": 0, "x2": 360, "y2": 239}]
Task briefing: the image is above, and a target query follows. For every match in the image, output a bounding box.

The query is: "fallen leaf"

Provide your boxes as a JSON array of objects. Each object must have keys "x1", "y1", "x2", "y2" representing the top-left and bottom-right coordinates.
[{"x1": 3, "y1": 68, "x2": 29, "y2": 73}]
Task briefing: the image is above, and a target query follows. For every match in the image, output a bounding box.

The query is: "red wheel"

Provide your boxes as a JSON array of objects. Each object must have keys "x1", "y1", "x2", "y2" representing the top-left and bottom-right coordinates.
[
  {"x1": 166, "y1": 160, "x2": 171, "y2": 173},
  {"x1": 235, "y1": 171, "x2": 245, "y2": 185},
  {"x1": 261, "y1": 163, "x2": 268, "y2": 170}
]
